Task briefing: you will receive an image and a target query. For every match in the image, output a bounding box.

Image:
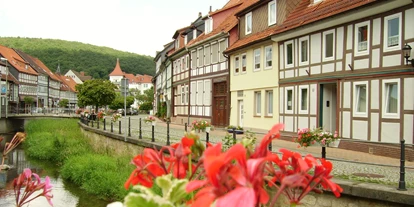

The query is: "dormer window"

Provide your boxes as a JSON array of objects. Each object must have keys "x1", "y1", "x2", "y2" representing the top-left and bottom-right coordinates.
[
  {"x1": 205, "y1": 17, "x2": 213, "y2": 34},
  {"x1": 245, "y1": 12, "x2": 252, "y2": 35},
  {"x1": 184, "y1": 35, "x2": 188, "y2": 45},
  {"x1": 268, "y1": 0, "x2": 277, "y2": 26},
  {"x1": 175, "y1": 38, "x2": 180, "y2": 49},
  {"x1": 193, "y1": 29, "x2": 197, "y2": 39}
]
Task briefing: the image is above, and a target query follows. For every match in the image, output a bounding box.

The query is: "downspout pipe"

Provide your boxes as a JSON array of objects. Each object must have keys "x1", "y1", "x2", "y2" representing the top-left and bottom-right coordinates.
[
  {"x1": 186, "y1": 48, "x2": 191, "y2": 126},
  {"x1": 222, "y1": 34, "x2": 231, "y2": 127}
]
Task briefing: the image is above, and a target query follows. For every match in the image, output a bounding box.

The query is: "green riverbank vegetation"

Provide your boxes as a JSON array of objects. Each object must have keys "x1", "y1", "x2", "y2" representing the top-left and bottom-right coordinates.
[{"x1": 24, "y1": 119, "x2": 135, "y2": 200}]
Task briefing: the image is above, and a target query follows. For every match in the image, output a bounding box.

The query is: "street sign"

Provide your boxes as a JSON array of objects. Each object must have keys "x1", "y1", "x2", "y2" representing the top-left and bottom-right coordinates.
[{"x1": 121, "y1": 78, "x2": 129, "y2": 96}]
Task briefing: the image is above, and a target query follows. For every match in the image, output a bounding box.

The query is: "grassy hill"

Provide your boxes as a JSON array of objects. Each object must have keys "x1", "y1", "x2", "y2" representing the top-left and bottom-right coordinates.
[{"x1": 0, "y1": 37, "x2": 155, "y2": 79}]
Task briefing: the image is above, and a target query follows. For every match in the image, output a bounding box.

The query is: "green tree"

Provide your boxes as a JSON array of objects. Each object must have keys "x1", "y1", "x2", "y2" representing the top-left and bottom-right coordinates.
[
  {"x1": 24, "y1": 96, "x2": 35, "y2": 113},
  {"x1": 24, "y1": 96, "x2": 34, "y2": 106},
  {"x1": 109, "y1": 94, "x2": 135, "y2": 110},
  {"x1": 59, "y1": 99, "x2": 69, "y2": 108},
  {"x1": 139, "y1": 102, "x2": 153, "y2": 112},
  {"x1": 0, "y1": 37, "x2": 155, "y2": 78},
  {"x1": 135, "y1": 87, "x2": 154, "y2": 106},
  {"x1": 76, "y1": 79, "x2": 117, "y2": 112}
]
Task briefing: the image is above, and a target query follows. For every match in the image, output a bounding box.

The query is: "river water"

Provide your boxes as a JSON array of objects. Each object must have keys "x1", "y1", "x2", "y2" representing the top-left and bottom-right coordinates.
[{"x1": 0, "y1": 133, "x2": 111, "y2": 207}]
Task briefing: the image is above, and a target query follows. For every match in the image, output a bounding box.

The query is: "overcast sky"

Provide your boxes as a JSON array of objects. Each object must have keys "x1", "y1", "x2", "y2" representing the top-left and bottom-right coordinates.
[{"x1": 0, "y1": 0, "x2": 229, "y2": 57}]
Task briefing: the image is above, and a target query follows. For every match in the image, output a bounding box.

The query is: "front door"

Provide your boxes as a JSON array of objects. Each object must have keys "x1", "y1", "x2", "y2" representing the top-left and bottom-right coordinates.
[
  {"x1": 319, "y1": 83, "x2": 337, "y2": 132},
  {"x1": 213, "y1": 81, "x2": 228, "y2": 127},
  {"x1": 238, "y1": 100, "x2": 244, "y2": 127},
  {"x1": 213, "y1": 96, "x2": 227, "y2": 127}
]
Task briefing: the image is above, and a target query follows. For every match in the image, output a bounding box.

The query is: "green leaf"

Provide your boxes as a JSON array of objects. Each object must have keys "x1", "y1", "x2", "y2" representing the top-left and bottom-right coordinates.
[
  {"x1": 124, "y1": 192, "x2": 174, "y2": 207},
  {"x1": 132, "y1": 185, "x2": 155, "y2": 196},
  {"x1": 155, "y1": 174, "x2": 173, "y2": 197},
  {"x1": 166, "y1": 179, "x2": 189, "y2": 204}
]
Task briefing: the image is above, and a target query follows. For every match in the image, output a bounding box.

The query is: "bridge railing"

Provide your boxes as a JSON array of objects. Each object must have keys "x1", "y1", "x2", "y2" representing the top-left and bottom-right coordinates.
[{"x1": 7, "y1": 107, "x2": 77, "y2": 116}]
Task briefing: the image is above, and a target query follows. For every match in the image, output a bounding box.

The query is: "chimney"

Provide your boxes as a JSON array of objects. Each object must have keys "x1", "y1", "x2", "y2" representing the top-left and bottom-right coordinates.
[
  {"x1": 210, "y1": 6, "x2": 212, "y2": 12},
  {"x1": 198, "y1": 12, "x2": 202, "y2": 17},
  {"x1": 80, "y1": 71, "x2": 85, "y2": 76}
]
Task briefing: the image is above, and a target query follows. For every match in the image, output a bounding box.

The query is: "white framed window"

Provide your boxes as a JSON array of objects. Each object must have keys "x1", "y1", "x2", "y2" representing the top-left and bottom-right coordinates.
[
  {"x1": 245, "y1": 12, "x2": 252, "y2": 35},
  {"x1": 285, "y1": 87, "x2": 294, "y2": 114},
  {"x1": 219, "y1": 39, "x2": 227, "y2": 62},
  {"x1": 323, "y1": 29, "x2": 335, "y2": 61},
  {"x1": 241, "y1": 53, "x2": 247, "y2": 73},
  {"x1": 354, "y1": 21, "x2": 370, "y2": 56},
  {"x1": 382, "y1": 79, "x2": 399, "y2": 119},
  {"x1": 186, "y1": 56, "x2": 189, "y2": 70},
  {"x1": 184, "y1": 35, "x2": 188, "y2": 45},
  {"x1": 234, "y1": 55, "x2": 240, "y2": 74},
  {"x1": 265, "y1": 90, "x2": 273, "y2": 116},
  {"x1": 255, "y1": 91, "x2": 261, "y2": 116},
  {"x1": 204, "y1": 45, "x2": 211, "y2": 65},
  {"x1": 253, "y1": 48, "x2": 261, "y2": 71},
  {"x1": 197, "y1": 47, "x2": 204, "y2": 67},
  {"x1": 264, "y1": 45, "x2": 272, "y2": 69},
  {"x1": 185, "y1": 85, "x2": 189, "y2": 104},
  {"x1": 211, "y1": 42, "x2": 218, "y2": 63},
  {"x1": 203, "y1": 80, "x2": 211, "y2": 105},
  {"x1": 197, "y1": 81, "x2": 203, "y2": 105},
  {"x1": 191, "y1": 50, "x2": 197, "y2": 69},
  {"x1": 299, "y1": 85, "x2": 308, "y2": 114},
  {"x1": 205, "y1": 17, "x2": 213, "y2": 34},
  {"x1": 190, "y1": 82, "x2": 196, "y2": 105},
  {"x1": 299, "y1": 36, "x2": 309, "y2": 65},
  {"x1": 181, "y1": 86, "x2": 185, "y2": 104},
  {"x1": 193, "y1": 29, "x2": 197, "y2": 39},
  {"x1": 268, "y1": 0, "x2": 276, "y2": 26},
  {"x1": 284, "y1": 40, "x2": 294, "y2": 68},
  {"x1": 353, "y1": 81, "x2": 368, "y2": 117},
  {"x1": 181, "y1": 57, "x2": 185, "y2": 71},
  {"x1": 383, "y1": 13, "x2": 402, "y2": 52},
  {"x1": 175, "y1": 38, "x2": 180, "y2": 49}
]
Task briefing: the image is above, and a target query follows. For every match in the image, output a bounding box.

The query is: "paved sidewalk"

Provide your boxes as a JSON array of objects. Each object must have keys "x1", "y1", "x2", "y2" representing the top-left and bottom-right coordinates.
[
  {"x1": 147, "y1": 116, "x2": 414, "y2": 188},
  {"x1": 109, "y1": 115, "x2": 414, "y2": 189},
  {"x1": 151, "y1": 117, "x2": 413, "y2": 166}
]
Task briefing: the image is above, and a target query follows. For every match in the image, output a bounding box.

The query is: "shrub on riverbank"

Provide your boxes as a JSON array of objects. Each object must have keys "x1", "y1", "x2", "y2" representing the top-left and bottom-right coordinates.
[
  {"x1": 61, "y1": 153, "x2": 132, "y2": 199},
  {"x1": 24, "y1": 119, "x2": 133, "y2": 200},
  {"x1": 25, "y1": 119, "x2": 91, "y2": 164}
]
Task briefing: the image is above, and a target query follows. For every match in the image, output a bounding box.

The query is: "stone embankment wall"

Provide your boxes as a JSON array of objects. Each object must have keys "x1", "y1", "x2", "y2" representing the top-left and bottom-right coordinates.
[
  {"x1": 274, "y1": 192, "x2": 409, "y2": 207},
  {"x1": 79, "y1": 123, "x2": 414, "y2": 207}
]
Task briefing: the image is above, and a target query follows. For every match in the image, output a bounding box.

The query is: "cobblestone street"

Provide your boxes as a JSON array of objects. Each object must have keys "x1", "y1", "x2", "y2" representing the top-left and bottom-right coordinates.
[{"x1": 101, "y1": 114, "x2": 414, "y2": 190}]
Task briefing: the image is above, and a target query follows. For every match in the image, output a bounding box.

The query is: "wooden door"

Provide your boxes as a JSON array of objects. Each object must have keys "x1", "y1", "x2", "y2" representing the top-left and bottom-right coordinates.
[
  {"x1": 213, "y1": 82, "x2": 227, "y2": 127},
  {"x1": 213, "y1": 96, "x2": 227, "y2": 127}
]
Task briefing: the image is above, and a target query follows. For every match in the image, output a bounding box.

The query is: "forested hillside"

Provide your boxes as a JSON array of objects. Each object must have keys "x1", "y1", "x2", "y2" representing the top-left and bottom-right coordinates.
[{"x1": 0, "y1": 37, "x2": 155, "y2": 79}]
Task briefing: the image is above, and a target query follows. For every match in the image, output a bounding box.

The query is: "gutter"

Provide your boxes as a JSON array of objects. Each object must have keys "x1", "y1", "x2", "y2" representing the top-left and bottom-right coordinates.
[
  {"x1": 271, "y1": 0, "x2": 412, "y2": 42},
  {"x1": 186, "y1": 31, "x2": 227, "y2": 50}
]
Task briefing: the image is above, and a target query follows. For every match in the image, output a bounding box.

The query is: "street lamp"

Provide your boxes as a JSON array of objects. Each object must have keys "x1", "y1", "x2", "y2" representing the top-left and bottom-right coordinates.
[
  {"x1": 0, "y1": 57, "x2": 8, "y2": 118},
  {"x1": 402, "y1": 43, "x2": 414, "y2": 67}
]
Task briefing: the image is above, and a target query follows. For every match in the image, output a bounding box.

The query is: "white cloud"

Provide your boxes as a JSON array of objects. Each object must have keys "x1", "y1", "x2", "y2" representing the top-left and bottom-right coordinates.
[{"x1": 0, "y1": 0, "x2": 229, "y2": 56}]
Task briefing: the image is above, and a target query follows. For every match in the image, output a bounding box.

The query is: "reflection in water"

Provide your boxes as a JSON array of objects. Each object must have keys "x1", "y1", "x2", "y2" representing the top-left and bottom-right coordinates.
[{"x1": 0, "y1": 134, "x2": 110, "y2": 207}]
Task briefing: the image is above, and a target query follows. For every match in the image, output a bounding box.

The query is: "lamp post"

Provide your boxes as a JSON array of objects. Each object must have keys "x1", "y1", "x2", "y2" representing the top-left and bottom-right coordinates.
[
  {"x1": 0, "y1": 57, "x2": 8, "y2": 118},
  {"x1": 402, "y1": 43, "x2": 414, "y2": 67}
]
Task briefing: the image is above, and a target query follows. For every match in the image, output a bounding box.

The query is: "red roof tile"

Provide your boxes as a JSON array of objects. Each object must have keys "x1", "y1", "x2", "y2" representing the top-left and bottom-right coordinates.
[
  {"x1": 1, "y1": 73, "x2": 19, "y2": 84},
  {"x1": 32, "y1": 57, "x2": 61, "y2": 82},
  {"x1": 109, "y1": 58, "x2": 124, "y2": 76},
  {"x1": 0, "y1": 45, "x2": 38, "y2": 75},
  {"x1": 56, "y1": 73, "x2": 77, "y2": 92},
  {"x1": 226, "y1": 0, "x2": 378, "y2": 53},
  {"x1": 209, "y1": 0, "x2": 243, "y2": 15},
  {"x1": 187, "y1": 0, "x2": 259, "y2": 47}
]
